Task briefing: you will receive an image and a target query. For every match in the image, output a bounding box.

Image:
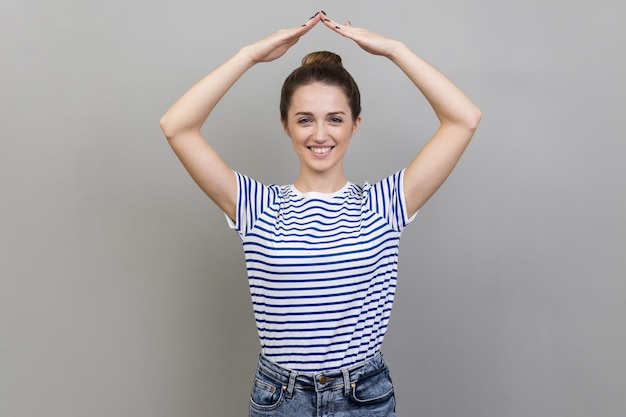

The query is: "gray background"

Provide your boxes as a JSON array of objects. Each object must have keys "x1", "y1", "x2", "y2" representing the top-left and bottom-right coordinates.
[{"x1": 1, "y1": 0, "x2": 625, "y2": 416}]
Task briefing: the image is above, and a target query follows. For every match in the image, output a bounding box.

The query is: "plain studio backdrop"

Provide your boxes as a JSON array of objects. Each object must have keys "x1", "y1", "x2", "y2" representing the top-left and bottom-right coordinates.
[{"x1": 1, "y1": 0, "x2": 625, "y2": 416}]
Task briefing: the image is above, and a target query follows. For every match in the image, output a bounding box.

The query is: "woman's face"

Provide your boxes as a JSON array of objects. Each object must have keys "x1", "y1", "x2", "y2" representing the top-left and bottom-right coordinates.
[{"x1": 282, "y1": 82, "x2": 361, "y2": 178}]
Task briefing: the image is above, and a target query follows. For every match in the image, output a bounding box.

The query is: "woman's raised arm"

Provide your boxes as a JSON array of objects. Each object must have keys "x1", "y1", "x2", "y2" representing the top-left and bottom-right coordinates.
[
  {"x1": 160, "y1": 14, "x2": 321, "y2": 220},
  {"x1": 321, "y1": 14, "x2": 482, "y2": 216}
]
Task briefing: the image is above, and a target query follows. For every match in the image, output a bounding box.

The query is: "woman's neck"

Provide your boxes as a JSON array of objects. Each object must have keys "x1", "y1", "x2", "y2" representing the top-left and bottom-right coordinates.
[{"x1": 293, "y1": 171, "x2": 348, "y2": 194}]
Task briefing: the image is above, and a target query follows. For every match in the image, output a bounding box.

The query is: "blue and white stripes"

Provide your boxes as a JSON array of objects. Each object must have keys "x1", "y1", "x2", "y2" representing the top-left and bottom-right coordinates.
[{"x1": 227, "y1": 170, "x2": 415, "y2": 372}]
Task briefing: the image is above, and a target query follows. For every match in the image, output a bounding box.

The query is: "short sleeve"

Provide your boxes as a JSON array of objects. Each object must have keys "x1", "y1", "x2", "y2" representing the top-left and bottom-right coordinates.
[
  {"x1": 225, "y1": 172, "x2": 278, "y2": 238},
  {"x1": 365, "y1": 169, "x2": 417, "y2": 232}
]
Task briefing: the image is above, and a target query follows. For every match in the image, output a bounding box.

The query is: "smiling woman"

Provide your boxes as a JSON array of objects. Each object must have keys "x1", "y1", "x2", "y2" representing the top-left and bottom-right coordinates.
[
  {"x1": 282, "y1": 78, "x2": 361, "y2": 193},
  {"x1": 159, "y1": 10, "x2": 480, "y2": 417}
]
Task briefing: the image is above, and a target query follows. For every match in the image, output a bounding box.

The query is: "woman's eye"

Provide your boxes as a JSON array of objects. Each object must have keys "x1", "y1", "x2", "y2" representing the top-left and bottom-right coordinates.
[
  {"x1": 297, "y1": 118, "x2": 311, "y2": 124},
  {"x1": 330, "y1": 117, "x2": 343, "y2": 123}
]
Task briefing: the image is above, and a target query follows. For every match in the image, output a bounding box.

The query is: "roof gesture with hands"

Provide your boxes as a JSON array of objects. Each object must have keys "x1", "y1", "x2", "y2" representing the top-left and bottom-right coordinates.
[{"x1": 160, "y1": 11, "x2": 481, "y2": 220}]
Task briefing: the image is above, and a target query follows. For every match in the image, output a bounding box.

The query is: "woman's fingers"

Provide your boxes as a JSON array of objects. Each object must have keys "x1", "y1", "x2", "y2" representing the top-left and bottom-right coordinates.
[
  {"x1": 300, "y1": 11, "x2": 322, "y2": 31},
  {"x1": 247, "y1": 13, "x2": 321, "y2": 63},
  {"x1": 280, "y1": 12, "x2": 322, "y2": 45},
  {"x1": 320, "y1": 14, "x2": 399, "y2": 57},
  {"x1": 320, "y1": 14, "x2": 345, "y2": 32},
  {"x1": 320, "y1": 14, "x2": 363, "y2": 42}
]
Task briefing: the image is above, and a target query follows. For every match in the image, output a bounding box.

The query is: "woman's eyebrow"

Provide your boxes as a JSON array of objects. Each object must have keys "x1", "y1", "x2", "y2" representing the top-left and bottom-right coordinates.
[{"x1": 294, "y1": 111, "x2": 346, "y2": 116}]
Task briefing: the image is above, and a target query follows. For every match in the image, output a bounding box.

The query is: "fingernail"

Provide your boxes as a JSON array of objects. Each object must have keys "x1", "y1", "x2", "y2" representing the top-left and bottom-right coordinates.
[
  {"x1": 309, "y1": 12, "x2": 319, "y2": 19},
  {"x1": 321, "y1": 10, "x2": 327, "y2": 15},
  {"x1": 324, "y1": 18, "x2": 330, "y2": 22},
  {"x1": 335, "y1": 26, "x2": 341, "y2": 29}
]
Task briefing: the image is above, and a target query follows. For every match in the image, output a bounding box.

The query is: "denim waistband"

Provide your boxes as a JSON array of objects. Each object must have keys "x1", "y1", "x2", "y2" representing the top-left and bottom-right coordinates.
[{"x1": 256, "y1": 352, "x2": 388, "y2": 397}]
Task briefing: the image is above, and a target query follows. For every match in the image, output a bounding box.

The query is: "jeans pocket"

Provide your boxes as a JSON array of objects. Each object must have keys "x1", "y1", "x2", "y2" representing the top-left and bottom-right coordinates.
[
  {"x1": 350, "y1": 368, "x2": 395, "y2": 406},
  {"x1": 249, "y1": 372, "x2": 285, "y2": 412}
]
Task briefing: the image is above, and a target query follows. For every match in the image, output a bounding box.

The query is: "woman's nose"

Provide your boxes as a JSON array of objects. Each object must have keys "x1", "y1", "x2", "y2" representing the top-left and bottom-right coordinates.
[{"x1": 312, "y1": 124, "x2": 327, "y2": 141}]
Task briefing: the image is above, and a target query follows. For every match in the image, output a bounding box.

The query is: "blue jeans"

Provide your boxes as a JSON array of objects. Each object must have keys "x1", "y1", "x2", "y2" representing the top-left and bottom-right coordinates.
[{"x1": 249, "y1": 352, "x2": 397, "y2": 417}]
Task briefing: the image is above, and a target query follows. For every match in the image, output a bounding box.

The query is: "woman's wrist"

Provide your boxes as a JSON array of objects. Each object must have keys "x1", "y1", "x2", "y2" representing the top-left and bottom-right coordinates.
[
  {"x1": 385, "y1": 40, "x2": 408, "y2": 61},
  {"x1": 237, "y1": 45, "x2": 260, "y2": 66}
]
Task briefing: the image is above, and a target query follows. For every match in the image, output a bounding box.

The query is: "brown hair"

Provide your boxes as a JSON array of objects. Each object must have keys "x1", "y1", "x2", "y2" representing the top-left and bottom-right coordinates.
[{"x1": 280, "y1": 51, "x2": 361, "y2": 122}]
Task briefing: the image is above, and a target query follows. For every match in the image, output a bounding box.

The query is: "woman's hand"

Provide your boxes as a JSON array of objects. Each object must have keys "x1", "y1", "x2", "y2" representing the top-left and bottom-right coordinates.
[
  {"x1": 320, "y1": 13, "x2": 402, "y2": 58},
  {"x1": 244, "y1": 13, "x2": 322, "y2": 63}
]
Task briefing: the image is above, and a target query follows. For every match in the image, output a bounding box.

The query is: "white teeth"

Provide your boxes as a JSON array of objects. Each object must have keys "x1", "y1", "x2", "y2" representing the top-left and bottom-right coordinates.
[{"x1": 311, "y1": 147, "x2": 332, "y2": 154}]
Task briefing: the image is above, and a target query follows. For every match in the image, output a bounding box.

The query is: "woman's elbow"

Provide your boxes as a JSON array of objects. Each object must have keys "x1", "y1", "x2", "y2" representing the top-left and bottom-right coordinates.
[
  {"x1": 159, "y1": 114, "x2": 177, "y2": 141},
  {"x1": 446, "y1": 105, "x2": 482, "y2": 133},
  {"x1": 466, "y1": 106, "x2": 482, "y2": 131}
]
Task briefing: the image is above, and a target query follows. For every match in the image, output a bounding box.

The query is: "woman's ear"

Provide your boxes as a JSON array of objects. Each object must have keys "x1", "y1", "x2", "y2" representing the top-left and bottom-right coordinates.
[
  {"x1": 352, "y1": 115, "x2": 362, "y2": 135},
  {"x1": 281, "y1": 117, "x2": 290, "y2": 136}
]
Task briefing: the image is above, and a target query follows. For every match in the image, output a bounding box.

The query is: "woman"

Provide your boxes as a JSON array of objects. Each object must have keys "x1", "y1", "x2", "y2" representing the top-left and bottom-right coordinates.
[{"x1": 160, "y1": 11, "x2": 481, "y2": 417}]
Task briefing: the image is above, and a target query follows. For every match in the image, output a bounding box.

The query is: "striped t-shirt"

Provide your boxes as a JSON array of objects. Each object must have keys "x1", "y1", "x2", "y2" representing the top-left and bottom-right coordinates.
[{"x1": 226, "y1": 169, "x2": 416, "y2": 373}]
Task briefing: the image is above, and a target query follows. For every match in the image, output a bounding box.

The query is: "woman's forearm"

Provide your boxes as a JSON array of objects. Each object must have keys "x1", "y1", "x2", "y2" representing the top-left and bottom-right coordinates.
[
  {"x1": 160, "y1": 47, "x2": 257, "y2": 139},
  {"x1": 387, "y1": 42, "x2": 482, "y2": 130}
]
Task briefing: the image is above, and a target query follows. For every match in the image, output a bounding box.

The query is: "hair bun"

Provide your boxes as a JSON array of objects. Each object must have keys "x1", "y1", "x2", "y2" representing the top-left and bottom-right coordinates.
[{"x1": 301, "y1": 51, "x2": 343, "y2": 67}]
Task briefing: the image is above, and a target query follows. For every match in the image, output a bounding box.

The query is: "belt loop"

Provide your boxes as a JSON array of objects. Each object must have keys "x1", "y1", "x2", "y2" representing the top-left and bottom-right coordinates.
[
  {"x1": 342, "y1": 368, "x2": 351, "y2": 396},
  {"x1": 285, "y1": 370, "x2": 297, "y2": 398}
]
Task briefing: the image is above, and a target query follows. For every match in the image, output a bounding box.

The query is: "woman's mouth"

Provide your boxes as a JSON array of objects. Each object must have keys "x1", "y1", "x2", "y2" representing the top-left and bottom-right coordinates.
[{"x1": 309, "y1": 146, "x2": 333, "y2": 155}]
